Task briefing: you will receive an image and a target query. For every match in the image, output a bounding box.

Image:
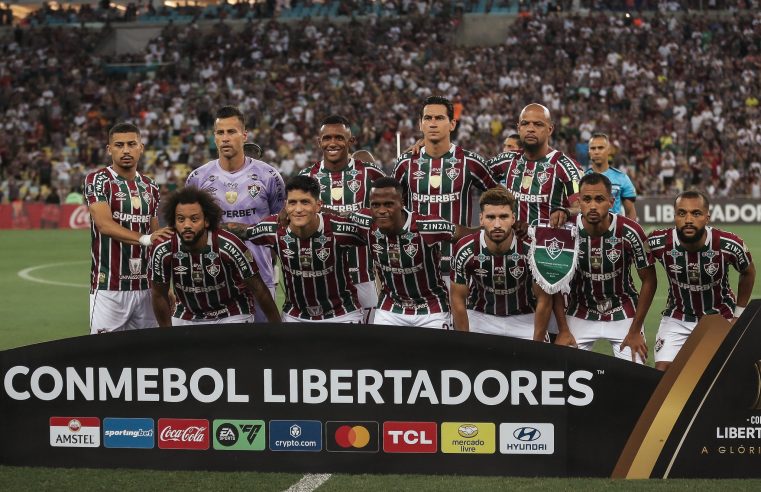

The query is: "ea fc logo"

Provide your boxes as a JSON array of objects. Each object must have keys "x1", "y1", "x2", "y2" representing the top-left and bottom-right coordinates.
[{"x1": 334, "y1": 425, "x2": 371, "y2": 449}]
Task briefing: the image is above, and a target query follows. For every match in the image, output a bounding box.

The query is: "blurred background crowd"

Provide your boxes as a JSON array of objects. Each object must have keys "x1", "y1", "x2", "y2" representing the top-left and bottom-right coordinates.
[{"x1": 0, "y1": 0, "x2": 759, "y2": 205}]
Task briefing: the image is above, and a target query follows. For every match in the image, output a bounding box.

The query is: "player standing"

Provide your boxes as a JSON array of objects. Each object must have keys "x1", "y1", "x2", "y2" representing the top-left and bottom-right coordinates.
[
  {"x1": 186, "y1": 105, "x2": 285, "y2": 322},
  {"x1": 84, "y1": 122, "x2": 172, "y2": 334},
  {"x1": 247, "y1": 176, "x2": 366, "y2": 323},
  {"x1": 150, "y1": 187, "x2": 280, "y2": 326},
  {"x1": 394, "y1": 95, "x2": 498, "y2": 285},
  {"x1": 299, "y1": 115, "x2": 385, "y2": 320},
  {"x1": 648, "y1": 190, "x2": 755, "y2": 371}
]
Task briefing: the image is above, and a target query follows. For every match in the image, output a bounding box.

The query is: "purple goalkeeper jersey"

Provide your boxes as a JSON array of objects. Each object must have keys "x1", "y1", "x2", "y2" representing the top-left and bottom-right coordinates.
[{"x1": 186, "y1": 157, "x2": 285, "y2": 287}]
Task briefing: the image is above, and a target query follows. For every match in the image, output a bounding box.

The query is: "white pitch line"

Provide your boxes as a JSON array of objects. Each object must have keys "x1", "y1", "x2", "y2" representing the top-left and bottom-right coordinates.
[
  {"x1": 17, "y1": 261, "x2": 89, "y2": 288},
  {"x1": 283, "y1": 473, "x2": 332, "y2": 492}
]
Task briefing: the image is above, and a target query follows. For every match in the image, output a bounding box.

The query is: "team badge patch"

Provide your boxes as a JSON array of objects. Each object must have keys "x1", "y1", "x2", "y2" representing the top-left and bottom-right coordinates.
[
  {"x1": 225, "y1": 191, "x2": 238, "y2": 204},
  {"x1": 704, "y1": 262, "x2": 719, "y2": 277},
  {"x1": 403, "y1": 243, "x2": 418, "y2": 258},
  {"x1": 306, "y1": 306, "x2": 323, "y2": 317},
  {"x1": 494, "y1": 274, "x2": 506, "y2": 287},
  {"x1": 205, "y1": 251, "x2": 219, "y2": 261},
  {"x1": 702, "y1": 250, "x2": 717, "y2": 259},
  {"x1": 545, "y1": 238, "x2": 563, "y2": 260},
  {"x1": 536, "y1": 172, "x2": 549, "y2": 185},
  {"x1": 688, "y1": 263, "x2": 700, "y2": 283},
  {"x1": 445, "y1": 168, "x2": 460, "y2": 181},
  {"x1": 142, "y1": 191, "x2": 152, "y2": 205},
  {"x1": 174, "y1": 251, "x2": 188, "y2": 260},
  {"x1": 606, "y1": 249, "x2": 621, "y2": 263},
  {"x1": 129, "y1": 258, "x2": 142, "y2": 275},
  {"x1": 248, "y1": 184, "x2": 261, "y2": 199},
  {"x1": 206, "y1": 263, "x2": 220, "y2": 277},
  {"x1": 429, "y1": 175, "x2": 442, "y2": 189},
  {"x1": 316, "y1": 248, "x2": 331, "y2": 262},
  {"x1": 347, "y1": 180, "x2": 361, "y2": 193},
  {"x1": 654, "y1": 337, "x2": 665, "y2": 353},
  {"x1": 130, "y1": 195, "x2": 141, "y2": 209},
  {"x1": 596, "y1": 299, "x2": 613, "y2": 314},
  {"x1": 509, "y1": 266, "x2": 524, "y2": 279}
]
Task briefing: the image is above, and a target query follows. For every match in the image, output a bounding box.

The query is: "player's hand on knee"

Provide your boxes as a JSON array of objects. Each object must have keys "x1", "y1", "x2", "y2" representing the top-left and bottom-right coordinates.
[{"x1": 621, "y1": 332, "x2": 648, "y2": 364}]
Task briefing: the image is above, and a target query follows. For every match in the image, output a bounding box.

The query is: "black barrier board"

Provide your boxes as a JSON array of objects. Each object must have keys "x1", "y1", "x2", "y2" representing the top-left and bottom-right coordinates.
[{"x1": 0, "y1": 324, "x2": 660, "y2": 476}]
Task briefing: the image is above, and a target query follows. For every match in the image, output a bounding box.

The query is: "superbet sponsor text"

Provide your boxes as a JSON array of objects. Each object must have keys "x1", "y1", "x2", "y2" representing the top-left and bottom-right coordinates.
[{"x1": 3, "y1": 366, "x2": 595, "y2": 406}]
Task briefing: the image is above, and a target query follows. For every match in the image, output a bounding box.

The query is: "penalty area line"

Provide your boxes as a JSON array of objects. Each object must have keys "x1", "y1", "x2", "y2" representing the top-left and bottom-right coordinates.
[
  {"x1": 17, "y1": 261, "x2": 89, "y2": 288},
  {"x1": 283, "y1": 473, "x2": 332, "y2": 492}
]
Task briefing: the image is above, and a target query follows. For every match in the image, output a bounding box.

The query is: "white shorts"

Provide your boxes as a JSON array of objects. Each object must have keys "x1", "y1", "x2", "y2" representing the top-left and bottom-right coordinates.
[
  {"x1": 468, "y1": 310, "x2": 535, "y2": 341},
  {"x1": 356, "y1": 281, "x2": 379, "y2": 309},
  {"x1": 89, "y1": 290, "x2": 157, "y2": 334},
  {"x1": 654, "y1": 316, "x2": 698, "y2": 363},
  {"x1": 253, "y1": 286, "x2": 277, "y2": 323},
  {"x1": 282, "y1": 310, "x2": 364, "y2": 324},
  {"x1": 172, "y1": 313, "x2": 256, "y2": 326},
  {"x1": 373, "y1": 309, "x2": 452, "y2": 330},
  {"x1": 567, "y1": 316, "x2": 646, "y2": 364}
]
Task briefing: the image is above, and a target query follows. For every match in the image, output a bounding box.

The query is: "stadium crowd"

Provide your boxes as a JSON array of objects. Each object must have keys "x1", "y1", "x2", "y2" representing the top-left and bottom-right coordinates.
[{"x1": 1, "y1": 7, "x2": 760, "y2": 204}]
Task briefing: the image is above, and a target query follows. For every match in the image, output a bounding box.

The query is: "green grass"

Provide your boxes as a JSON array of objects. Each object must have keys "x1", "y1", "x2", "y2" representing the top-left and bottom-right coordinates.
[{"x1": 2, "y1": 227, "x2": 760, "y2": 488}]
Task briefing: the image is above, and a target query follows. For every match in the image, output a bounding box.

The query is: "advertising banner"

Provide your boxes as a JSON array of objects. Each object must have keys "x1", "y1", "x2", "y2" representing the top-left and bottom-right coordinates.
[
  {"x1": 1, "y1": 323, "x2": 660, "y2": 476},
  {"x1": 635, "y1": 198, "x2": 761, "y2": 225},
  {"x1": 0, "y1": 203, "x2": 90, "y2": 229}
]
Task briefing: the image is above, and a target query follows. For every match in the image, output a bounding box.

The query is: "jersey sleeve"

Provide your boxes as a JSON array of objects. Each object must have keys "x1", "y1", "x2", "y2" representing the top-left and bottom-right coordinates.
[
  {"x1": 266, "y1": 168, "x2": 286, "y2": 214},
  {"x1": 84, "y1": 171, "x2": 110, "y2": 206},
  {"x1": 556, "y1": 155, "x2": 583, "y2": 207},
  {"x1": 326, "y1": 214, "x2": 367, "y2": 246},
  {"x1": 185, "y1": 168, "x2": 200, "y2": 188},
  {"x1": 452, "y1": 236, "x2": 474, "y2": 285},
  {"x1": 466, "y1": 151, "x2": 499, "y2": 190},
  {"x1": 149, "y1": 240, "x2": 173, "y2": 285},
  {"x1": 246, "y1": 215, "x2": 279, "y2": 246},
  {"x1": 221, "y1": 231, "x2": 257, "y2": 279},
  {"x1": 722, "y1": 232, "x2": 753, "y2": 273},
  {"x1": 625, "y1": 221, "x2": 654, "y2": 270},
  {"x1": 417, "y1": 215, "x2": 456, "y2": 245},
  {"x1": 621, "y1": 174, "x2": 637, "y2": 200},
  {"x1": 393, "y1": 154, "x2": 412, "y2": 209},
  {"x1": 486, "y1": 152, "x2": 512, "y2": 184}
]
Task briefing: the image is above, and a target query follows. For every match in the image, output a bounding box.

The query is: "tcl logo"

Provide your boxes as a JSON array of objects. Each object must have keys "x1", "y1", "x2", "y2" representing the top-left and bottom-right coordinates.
[
  {"x1": 383, "y1": 422, "x2": 437, "y2": 453},
  {"x1": 158, "y1": 418, "x2": 209, "y2": 450}
]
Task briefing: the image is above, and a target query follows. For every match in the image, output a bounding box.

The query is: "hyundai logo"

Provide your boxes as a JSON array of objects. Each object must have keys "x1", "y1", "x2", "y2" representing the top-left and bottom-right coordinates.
[{"x1": 513, "y1": 427, "x2": 541, "y2": 442}]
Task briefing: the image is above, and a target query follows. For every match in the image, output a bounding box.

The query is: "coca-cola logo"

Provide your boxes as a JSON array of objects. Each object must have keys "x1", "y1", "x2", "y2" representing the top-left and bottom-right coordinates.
[
  {"x1": 68, "y1": 205, "x2": 91, "y2": 229},
  {"x1": 157, "y1": 419, "x2": 209, "y2": 450}
]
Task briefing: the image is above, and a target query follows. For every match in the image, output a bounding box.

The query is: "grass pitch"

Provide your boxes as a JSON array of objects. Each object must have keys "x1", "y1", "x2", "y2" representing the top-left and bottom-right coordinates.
[{"x1": 1, "y1": 227, "x2": 761, "y2": 489}]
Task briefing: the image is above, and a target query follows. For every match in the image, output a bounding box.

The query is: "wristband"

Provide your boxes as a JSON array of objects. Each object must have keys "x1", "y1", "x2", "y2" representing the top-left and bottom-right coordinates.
[
  {"x1": 139, "y1": 234, "x2": 153, "y2": 247},
  {"x1": 734, "y1": 306, "x2": 746, "y2": 318}
]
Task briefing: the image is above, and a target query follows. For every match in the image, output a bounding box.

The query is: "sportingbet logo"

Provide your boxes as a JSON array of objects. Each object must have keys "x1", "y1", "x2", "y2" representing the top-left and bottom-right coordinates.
[
  {"x1": 50, "y1": 417, "x2": 100, "y2": 447},
  {"x1": 326, "y1": 421, "x2": 379, "y2": 453},
  {"x1": 103, "y1": 418, "x2": 154, "y2": 449},
  {"x1": 269, "y1": 420, "x2": 322, "y2": 452},
  {"x1": 157, "y1": 418, "x2": 209, "y2": 450},
  {"x1": 213, "y1": 420, "x2": 266, "y2": 451},
  {"x1": 499, "y1": 423, "x2": 554, "y2": 454},
  {"x1": 383, "y1": 422, "x2": 437, "y2": 453}
]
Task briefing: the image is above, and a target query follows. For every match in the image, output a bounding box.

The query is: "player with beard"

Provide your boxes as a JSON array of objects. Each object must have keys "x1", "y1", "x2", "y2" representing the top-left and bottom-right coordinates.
[
  {"x1": 299, "y1": 115, "x2": 385, "y2": 321},
  {"x1": 566, "y1": 173, "x2": 657, "y2": 364},
  {"x1": 394, "y1": 96, "x2": 499, "y2": 287},
  {"x1": 149, "y1": 187, "x2": 280, "y2": 326},
  {"x1": 450, "y1": 187, "x2": 552, "y2": 340},
  {"x1": 488, "y1": 103, "x2": 583, "y2": 345},
  {"x1": 84, "y1": 122, "x2": 173, "y2": 334},
  {"x1": 648, "y1": 191, "x2": 755, "y2": 371},
  {"x1": 186, "y1": 106, "x2": 285, "y2": 323}
]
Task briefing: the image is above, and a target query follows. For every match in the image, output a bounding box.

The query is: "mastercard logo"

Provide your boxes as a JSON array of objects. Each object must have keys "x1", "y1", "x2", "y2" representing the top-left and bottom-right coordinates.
[{"x1": 334, "y1": 425, "x2": 371, "y2": 449}]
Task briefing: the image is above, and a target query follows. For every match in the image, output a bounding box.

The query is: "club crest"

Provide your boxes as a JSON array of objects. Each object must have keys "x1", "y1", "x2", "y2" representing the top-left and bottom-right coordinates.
[
  {"x1": 347, "y1": 180, "x2": 361, "y2": 193},
  {"x1": 205, "y1": 263, "x2": 220, "y2": 277},
  {"x1": 403, "y1": 243, "x2": 418, "y2": 258},
  {"x1": 536, "y1": 172, "x2": 549, "y2": 185},
  {"x1": 704, "y1": 262, "x2": 719, "y2": 277},
  {"x1": 545, "y1": 238, "x2": 563, "y2": 260},
  {"x1": 509, "y1": 265, "x2": 524, "y2": 279},
  {"x1": 606, "y1": 248, "x2": 621, "y2": 263},
  {"x1": 316, "y1": 248, "x2": 331, "y2": 262},
  {"x1": 596, "y1": 299, "x2": 612, "y2": 314},
  {"x1": 142, "y1": 191, "x2": 152, "y2": 205},
  {"x1": 248, "y1": 183, "x2": 261, "y2": 199},
  {"x1": 306, "y1": 305, "x2": 323, "y2": 317},
  {"x1": 446, "y1": 168, "x2": 461, "y2": 181}
]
